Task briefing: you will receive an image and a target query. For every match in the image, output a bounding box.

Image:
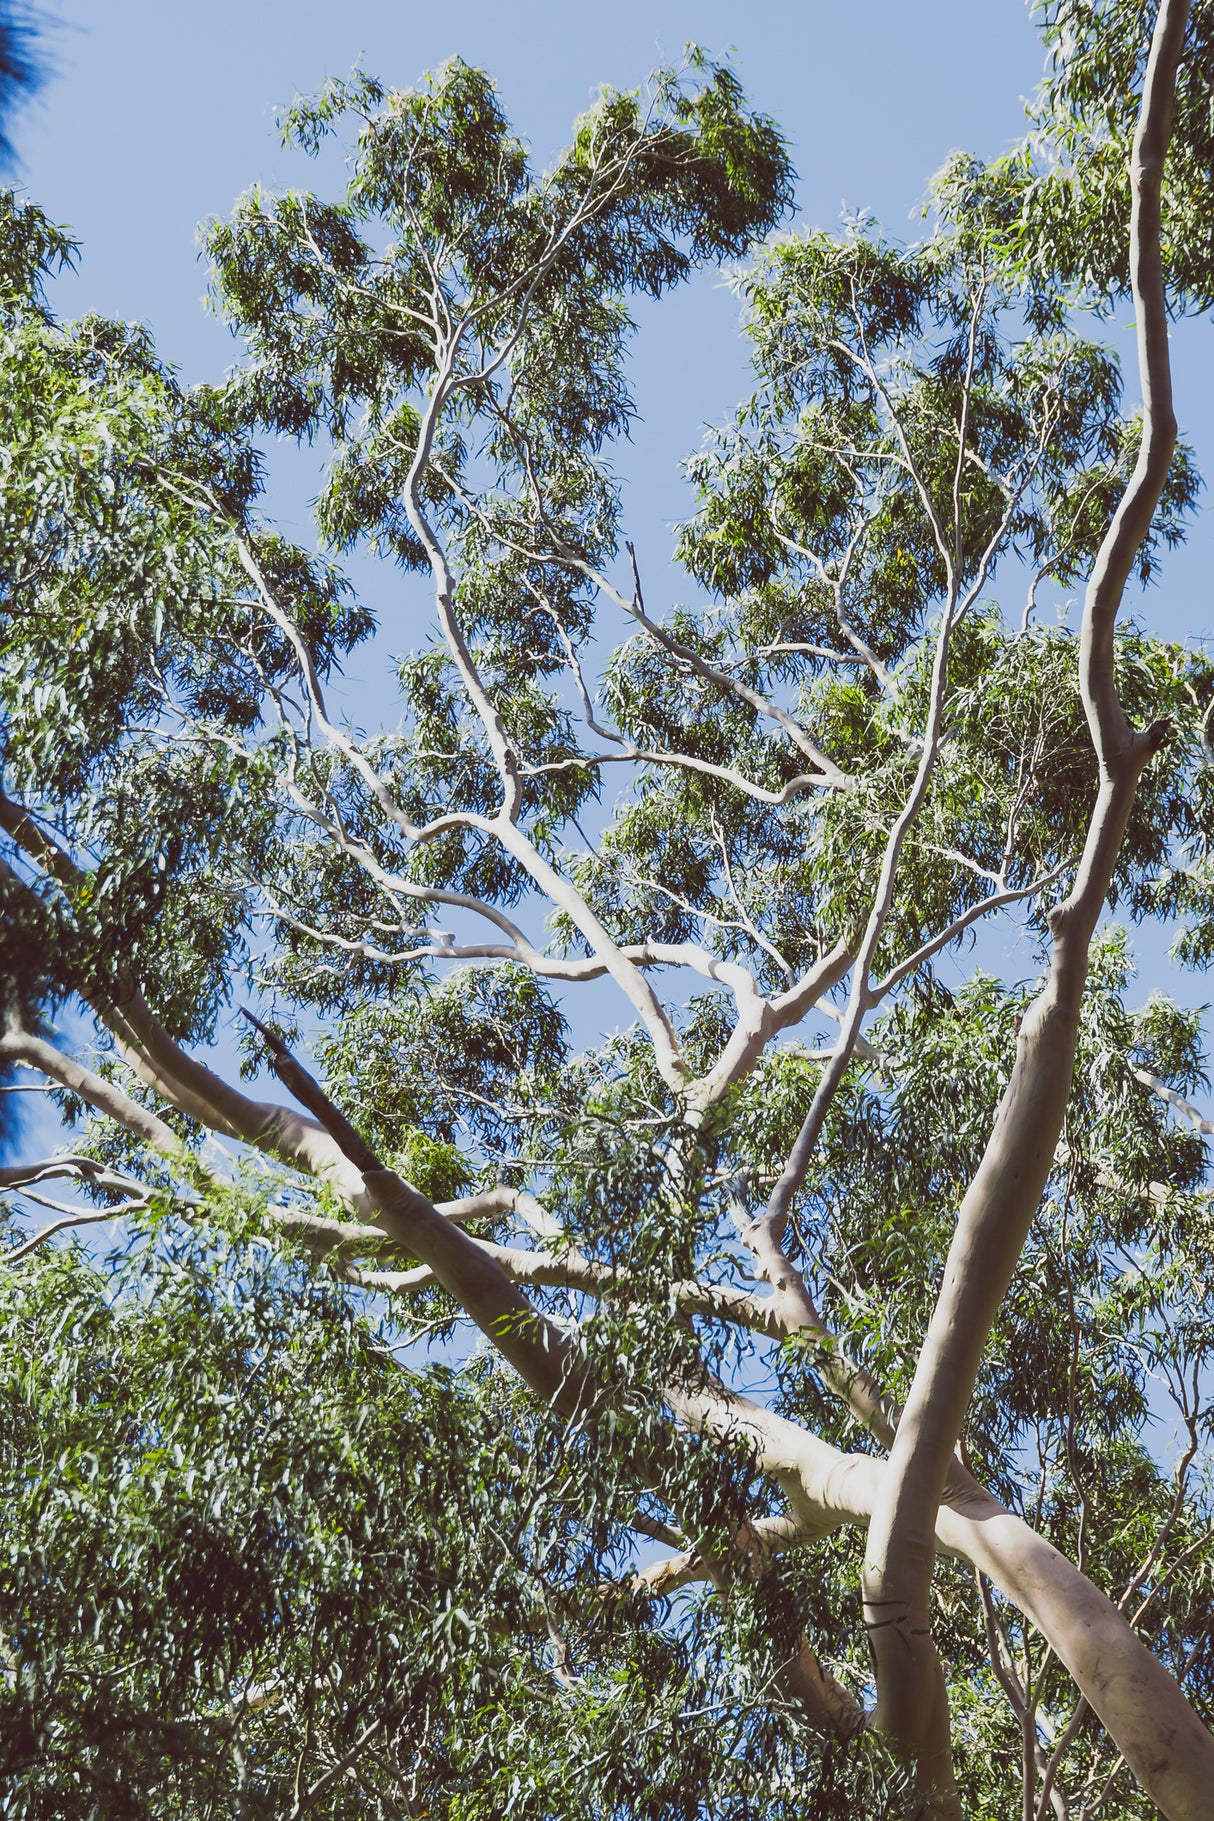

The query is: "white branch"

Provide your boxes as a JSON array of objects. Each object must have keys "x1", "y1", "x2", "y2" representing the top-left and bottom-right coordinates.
[{"x1": 1133, "y1": 1067, "x2": 1214, "y2": 1136}]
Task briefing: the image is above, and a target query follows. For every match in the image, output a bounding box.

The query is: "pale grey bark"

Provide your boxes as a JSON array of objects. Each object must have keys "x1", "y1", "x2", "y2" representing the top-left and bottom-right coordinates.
[
  {"x1": 859, "y1": 0, "x2": 1190, "y2": 1799},
  {"x1": 8, "y1": 989, "x2": 1214, "y2": 1813}
]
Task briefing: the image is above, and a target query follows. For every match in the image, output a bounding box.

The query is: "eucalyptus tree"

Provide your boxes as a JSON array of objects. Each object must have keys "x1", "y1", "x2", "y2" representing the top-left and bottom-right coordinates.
[{"x1": 4, "y1": 5, "x2": 1214, "y2": 1817}]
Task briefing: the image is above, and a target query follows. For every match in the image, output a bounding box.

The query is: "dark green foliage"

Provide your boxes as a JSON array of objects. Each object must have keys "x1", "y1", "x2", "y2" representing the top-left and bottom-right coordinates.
[
  {"x1": 0, "y1": 1217, "x2": 916, "y2": 1819},
  {"x1": 1018, "y1": 0, "x2": 1214, "y2": 311},
  {"x1": 0, "y1": 5, "x2": 45, "y2": 169},
  {"x1": 0, "y1": 195, "x2": 373, "y2": 1039}
]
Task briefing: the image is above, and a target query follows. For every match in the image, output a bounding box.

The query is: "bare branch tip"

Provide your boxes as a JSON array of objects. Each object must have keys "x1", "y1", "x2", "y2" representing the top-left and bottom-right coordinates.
[{"x1": 238, "y1": 1006, "x2": 289, "y2": 1060}]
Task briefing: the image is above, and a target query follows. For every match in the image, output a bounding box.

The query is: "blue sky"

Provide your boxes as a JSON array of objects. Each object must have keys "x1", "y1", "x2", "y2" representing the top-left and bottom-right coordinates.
[
  {"x1": 14, "y1": 2, "x2": 1209, "y2": 633},
  {"x1": 0, "y1": 0, "x2": 1208, "y2": 1508},
  {"x1": 20, "y1": 2, "x2": 1043, "y2": 363},
  {"x1": 6, "y1": 1, "x2": 1214, "y2": 1162},
  {"x1": 14, "y1": 2, "x2": 1049, "y2": 556}
]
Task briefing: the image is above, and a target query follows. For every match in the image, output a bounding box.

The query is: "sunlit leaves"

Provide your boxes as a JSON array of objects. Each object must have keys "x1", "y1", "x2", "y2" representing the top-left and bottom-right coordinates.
[
  {"x1": 1021, "y1": 0, "x2": 1214, "y2": 310},
  {"x1": 4, "y1": 21, "x2": 1214, "y2": 1816}
]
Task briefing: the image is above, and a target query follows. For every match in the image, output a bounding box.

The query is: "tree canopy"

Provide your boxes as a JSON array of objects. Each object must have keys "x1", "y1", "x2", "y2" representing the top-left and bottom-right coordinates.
[{"x1": 4, "y1": 5, "x2": 1214, "y2": 1816}]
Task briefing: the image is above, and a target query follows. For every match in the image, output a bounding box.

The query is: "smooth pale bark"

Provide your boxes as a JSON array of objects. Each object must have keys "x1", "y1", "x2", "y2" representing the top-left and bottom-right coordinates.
[
  {"x1": 0, "y1": 1026, "x2": 187, "y2": 1159},
  {"x1": 5, "y1": 725, "x2": 1209, "y2": 1803},
  {"x1": 384, "y1": 376, "x2": 690, "y2": 1094},
  {"x1": 232, "y1": 1022, "x2": 589, "y2": 1413},
  {"x1": 860, "y1": 0, "x2": 1190, "y2": 1790},
  {"x1": 674, "y1": 1382, "x2": 1214, "y2": 1821},
  {"x1": 0, "y1": 814, "x2": 376, "y2": 1211},
  {"x1": 2, "y1": 18, "x2": 1209, "y2": 1799},
  {"x1": 937, "y1": 1491, "x2": 1214, "y2": 1821}
]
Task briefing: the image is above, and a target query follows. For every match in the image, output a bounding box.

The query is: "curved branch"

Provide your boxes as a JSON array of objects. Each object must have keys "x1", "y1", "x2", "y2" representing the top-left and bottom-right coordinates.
[
  {"x1": 859, "y1": 0, "x2": 1189, "y2": 1781},
  {"x1": 1080, "y1": 18, "x2": 1183, "y2": 768},
  {"x1": 241, "y1": 1014, "x2": 589, "y2": 1409},
  {"x1": 671, "y1": 1375, "x2": 1214, "y2": 1821},
  {"x1": 0, "y1": 831, "x2": 373, "y2": 1205},
  {"x1": 689, "y1": 938, "x2": 856, "y2": 1108},
  {"x1": 868, "y1": 863, "x2": 1069, "y2": 1001},
  {"x1": 16, "y1": 998, "x2": 1211, "y2": 1813},
  {"x1": 523, "y1": 742, "x2": 829, "y2": 806},
  {"x1": 0, "y1": 1029, "x2": 188, "y2": 1160},
  {"x1": 5, "y1": 1200, "x2": 151, "y2": 1263},
  {"x1": 1134, "y1": 1066, "x2": 1214, "y2": 1136},
  {"x1": 0, "y1": 1153, "x2": 145, "y2": 1191}
]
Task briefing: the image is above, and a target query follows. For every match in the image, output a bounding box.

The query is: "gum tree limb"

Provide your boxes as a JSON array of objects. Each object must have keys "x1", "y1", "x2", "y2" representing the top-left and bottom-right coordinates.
[{"x1": 859, "y1": 0, "x2": 1191, "y2": 1797}]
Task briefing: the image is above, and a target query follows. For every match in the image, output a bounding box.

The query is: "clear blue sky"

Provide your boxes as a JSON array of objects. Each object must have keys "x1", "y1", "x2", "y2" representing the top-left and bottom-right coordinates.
[
  {"x1": 4, "y1": 6, "x2": 1210, "y2": 1459},
  {"x1": 19, "y1": 2, "x2": 1043, "y2": 367}
]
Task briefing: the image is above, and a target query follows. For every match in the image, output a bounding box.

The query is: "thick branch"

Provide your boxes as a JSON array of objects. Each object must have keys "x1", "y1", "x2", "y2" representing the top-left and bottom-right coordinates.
[
  {"x1": 859, "y1": 0, "x2": 1188, "y2": 1781},
  {"x1": 1134, "y1": 1066, "x2": 1214, "y2": 1135},
  {"x1": 0, "y1": 1029, "x2": 188, "y2": 1160},
  {"x1": 18, "y1": 1007, "x2": 1211, "y2": 1812},
  {"x1": 1080, "y1": 5, "x2": 1184, "y2": 768},
  {"x1": 674, "y1": 1378, "x2": 1214, "y2": 1821},
  {"x1": 242, "y1": 1014, "x2": 587, "y2": 1411}
]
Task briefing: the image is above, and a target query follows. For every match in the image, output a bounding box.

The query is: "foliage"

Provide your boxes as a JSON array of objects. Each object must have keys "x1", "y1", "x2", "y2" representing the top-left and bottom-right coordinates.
[
  {"x1": 3, "y1": 15, "x2": 1214, "y2": 1819},
  {"x1": 0, "y1": 1214, "x2": 921, "y2": 1819},
  {"x1": 0, "y1": 3, "x2": 45, "y2": 169}
]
